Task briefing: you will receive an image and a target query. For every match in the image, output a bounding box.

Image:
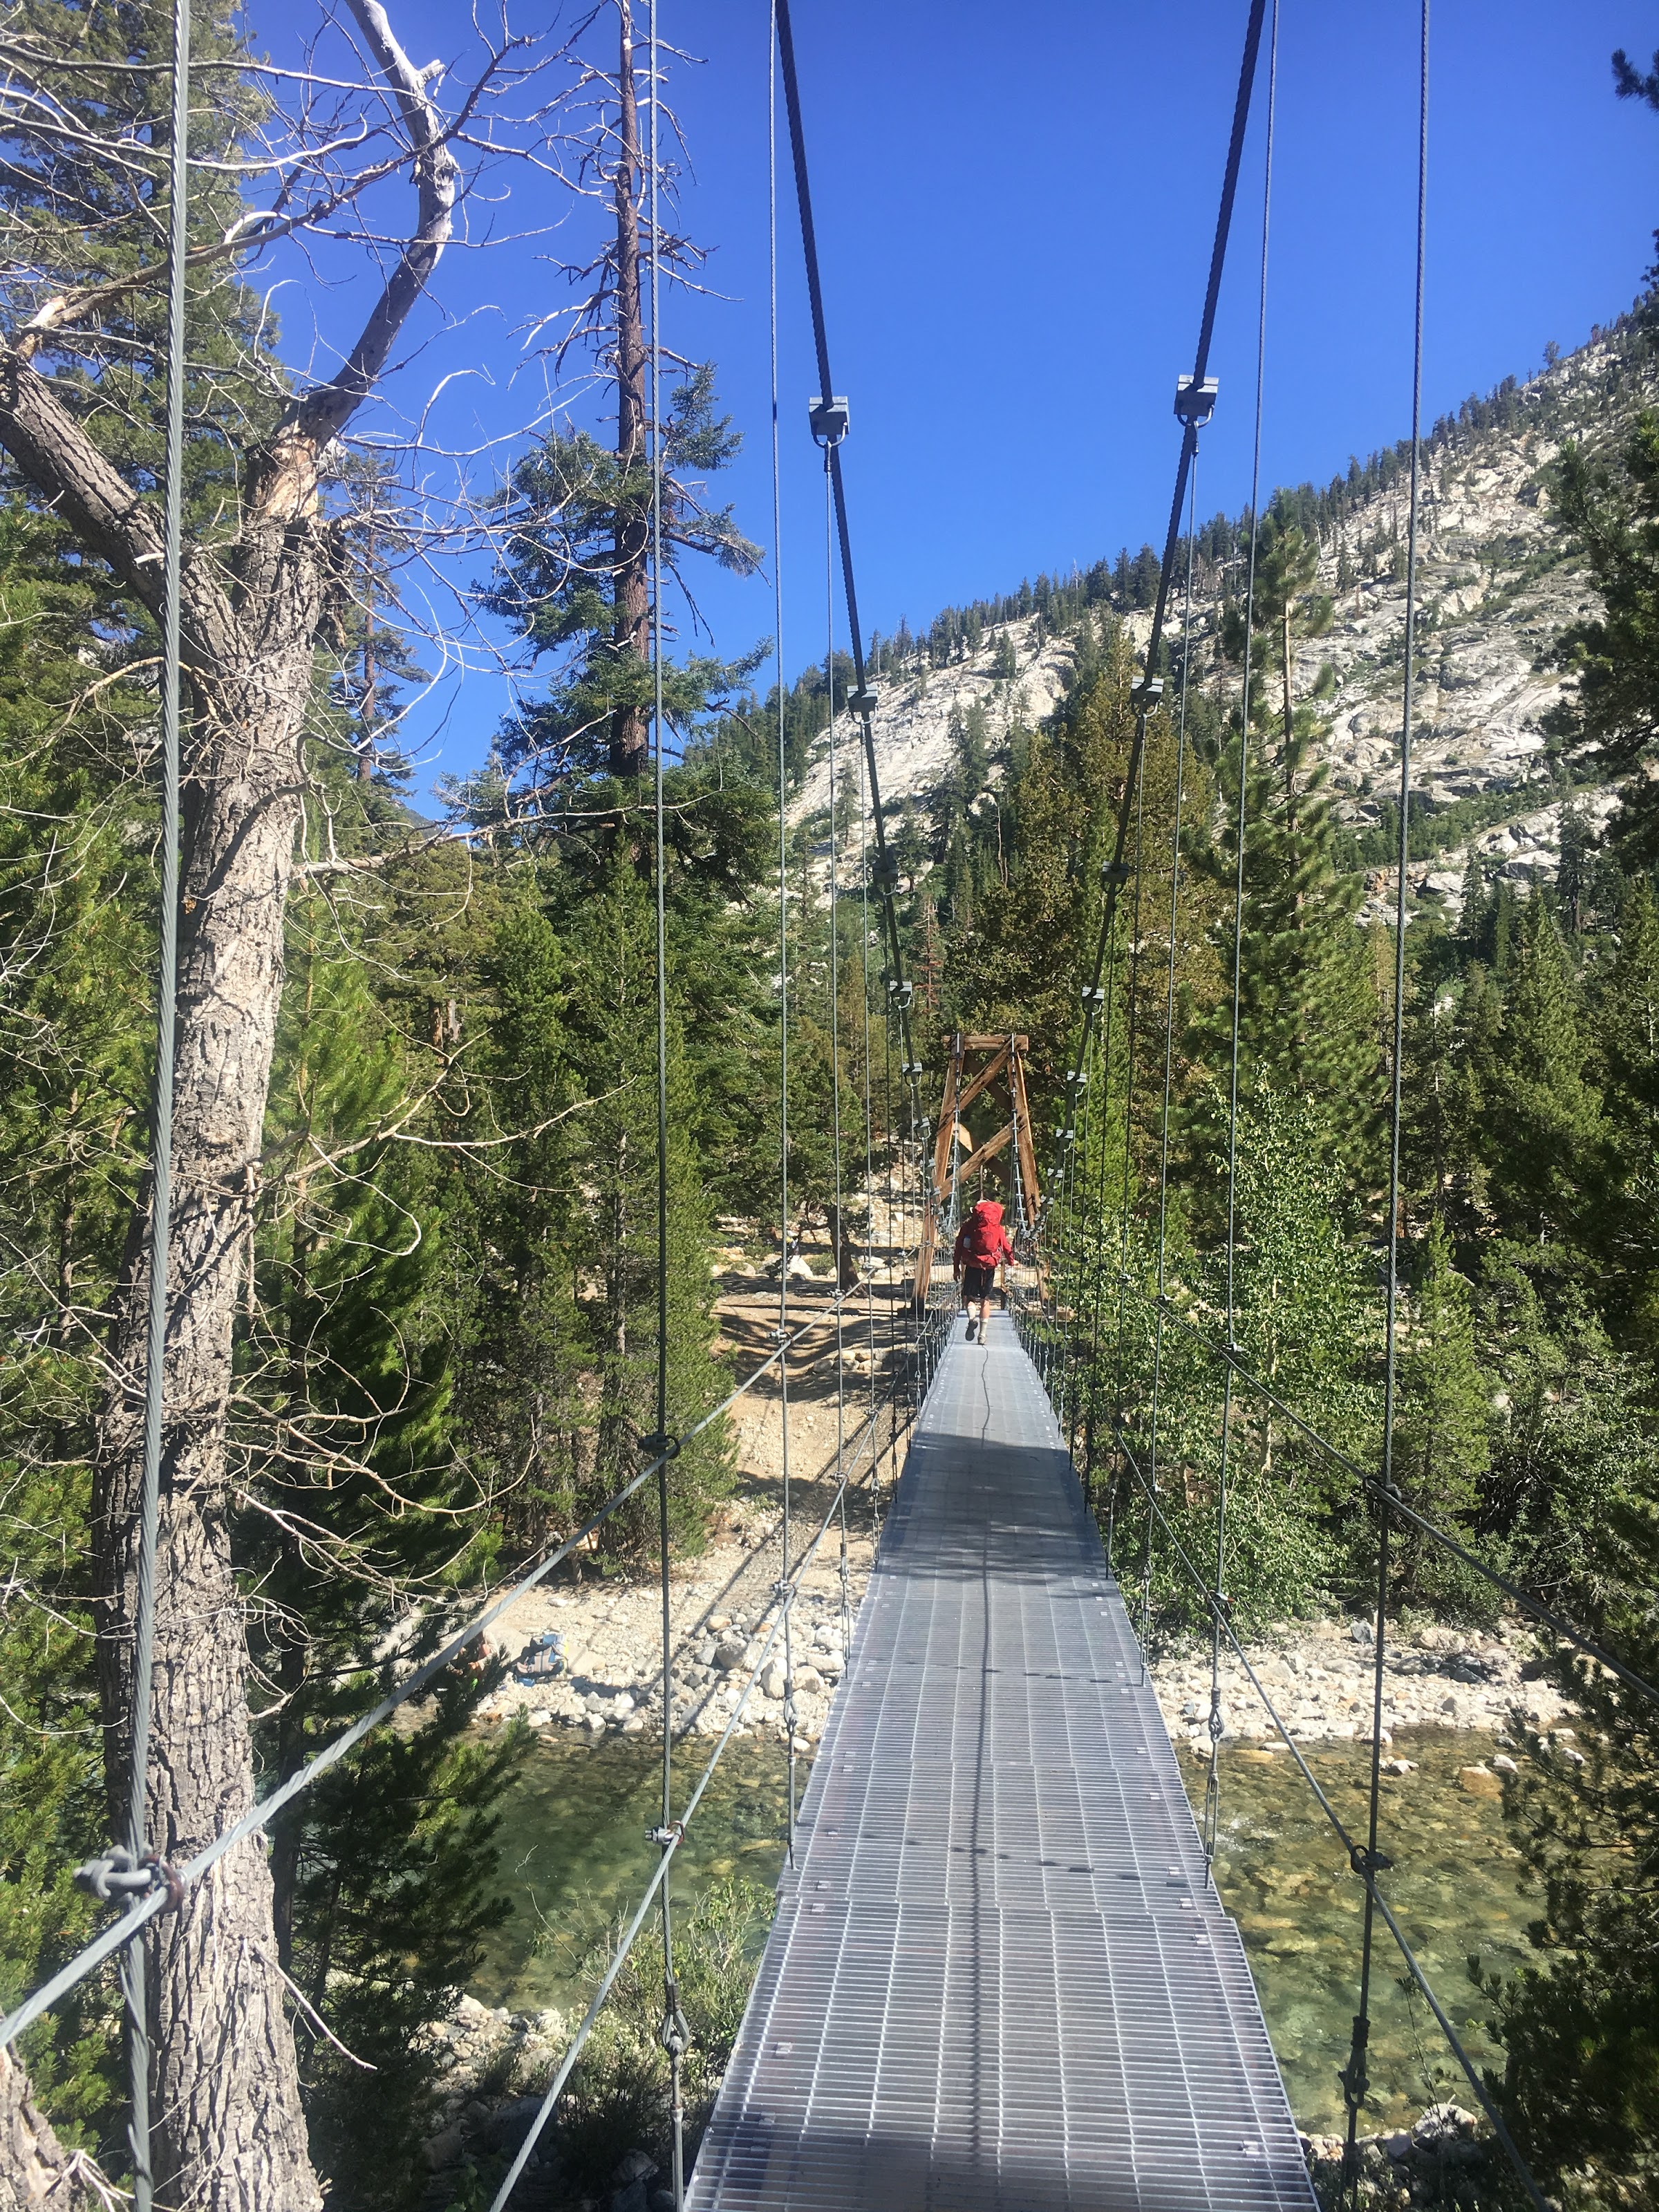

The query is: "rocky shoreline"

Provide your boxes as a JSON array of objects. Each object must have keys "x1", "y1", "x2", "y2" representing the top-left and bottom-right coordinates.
[
  {"x1": 473, "y1": 1540, "x2": 1572, "y2": 1763},
  {"x1": 1304, "y1": 2106, "x2": 1494, "y2": 2209},
  {"x1": 1147, "y1": 1615, "x2": 1573, "y2": 1757}
]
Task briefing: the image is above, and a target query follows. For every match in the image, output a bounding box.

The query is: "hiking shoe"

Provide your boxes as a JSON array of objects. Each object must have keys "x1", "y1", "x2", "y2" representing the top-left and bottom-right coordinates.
[{"x1": 965, "y1": 1319, "x2": 977, "y2": 1342}]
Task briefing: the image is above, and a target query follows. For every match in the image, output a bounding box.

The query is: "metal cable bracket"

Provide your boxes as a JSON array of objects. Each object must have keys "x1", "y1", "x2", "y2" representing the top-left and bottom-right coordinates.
[{"x1": 75, "y1": 1849, "x2": 183, "y2": 1913}]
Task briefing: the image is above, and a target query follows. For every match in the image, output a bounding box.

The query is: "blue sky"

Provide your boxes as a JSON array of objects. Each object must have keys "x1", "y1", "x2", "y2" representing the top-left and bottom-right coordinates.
[{"x1": 288, "y1": 1, "x2": 1659, "y2": 796}]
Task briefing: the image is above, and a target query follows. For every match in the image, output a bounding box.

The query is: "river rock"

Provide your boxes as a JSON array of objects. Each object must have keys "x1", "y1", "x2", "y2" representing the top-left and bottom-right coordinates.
[
  {"x1": 759, "y1": 1660, "x2": 787, "y2": 1700},
  {"x1": 420, "y1": 2121, "x2": 465, "y2": 2171},
  {"x1": 713, "y1": 1632, "x2": 749, "y2": 1671},
  {"x1": 792, "y1": 1665, "x2": 824, "y2": 1694},
  {"x1": 1458, "y1": 1763, "x2": 1502, "y2": 1799}
]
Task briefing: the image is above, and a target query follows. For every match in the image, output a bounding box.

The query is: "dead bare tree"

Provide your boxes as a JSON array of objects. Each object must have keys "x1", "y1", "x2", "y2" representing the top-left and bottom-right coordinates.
[{"x1": 0, "y1": 3, "x2": 585, "y2": 2202}]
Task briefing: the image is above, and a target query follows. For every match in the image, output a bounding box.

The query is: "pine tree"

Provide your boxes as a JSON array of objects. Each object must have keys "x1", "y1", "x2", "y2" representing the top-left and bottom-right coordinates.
[
  {"x1": 1205, "y1": 514, "x2": 1378, "y2": 1154},
  {"x1": 1483, "y1": 894, "x2": 1601, "y2": 1283},
  {"x1": 483, "y1": 364, "x2": 760, "y2": 787},
  {"x1": 1391, "y1": 1216, "x2": 1492, "y2": 1609},
  {"x1": 560, "y1": 847, "x2": 733, "y2": 1550},
  {"x1": 1481, "y1": 1424, "x2": 1659, "y2": 2201},
  {"x1": 1587, "y1": 874, "x2": 1659, "y2": 1343}
]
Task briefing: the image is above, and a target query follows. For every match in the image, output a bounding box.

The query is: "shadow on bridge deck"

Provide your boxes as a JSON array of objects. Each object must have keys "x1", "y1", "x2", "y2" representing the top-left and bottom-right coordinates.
[{"x1": 685, "y1": 1312, "x2": 1315, "y2": 2212}]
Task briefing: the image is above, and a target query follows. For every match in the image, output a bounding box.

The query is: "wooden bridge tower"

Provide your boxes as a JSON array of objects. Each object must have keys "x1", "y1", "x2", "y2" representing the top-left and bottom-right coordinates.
[{"x1": 911, "y1": 1031, "x2": 1043, "y2": 1307}]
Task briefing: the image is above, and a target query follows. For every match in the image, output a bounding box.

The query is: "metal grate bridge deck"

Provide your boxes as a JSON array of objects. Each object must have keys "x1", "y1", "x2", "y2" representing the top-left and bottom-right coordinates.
[{"x1": 685, "y1": 1313, "x2": 1315, "y2": 2212}]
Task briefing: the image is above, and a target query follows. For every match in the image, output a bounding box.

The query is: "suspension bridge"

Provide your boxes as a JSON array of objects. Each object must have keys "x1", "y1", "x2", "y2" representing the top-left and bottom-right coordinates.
[
  {"x1": 7, "y1": 0, "x2": 1659, "y2": 2209},
  {"x1": 686, "y1": 1315, "x2": 1311, "y2": 2212}
]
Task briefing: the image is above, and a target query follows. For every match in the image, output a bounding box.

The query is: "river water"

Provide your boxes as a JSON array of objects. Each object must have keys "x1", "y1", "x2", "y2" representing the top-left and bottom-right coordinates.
[{"x1": 471, "y1": 1724, "x2": 1533, "y2": 2137}]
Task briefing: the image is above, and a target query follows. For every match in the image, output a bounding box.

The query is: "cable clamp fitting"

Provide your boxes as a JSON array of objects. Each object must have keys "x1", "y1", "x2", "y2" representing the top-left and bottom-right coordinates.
[
  {"x1": 809, "y1": 394, "x2": 849, "y2": 446},
  {"x1": 1348, "y1": 1843, "x2": 1393, "y2": 1880},
  {"x1": 1100, "y1": 858, "x2": 1131, "y2": 885},
  {"x1": 661, "y1": 1991, "x2": 691, "y2": 2061},
  {"x1": 646, "y1": 1822, "x2": 686, "y2": 1850},
  {"x1": 639, "y1": 1432, "x2": 681, "y2": 1461},
  {"x1": 1173, "y1": 374, "x2": 1218, "y2": 427},
  {"x1": 1079, "y1": 984, "x2": 1106, "y2": 1007},
  {"x1": 900, "y1": 1060, "x2": 925, "y2": 1080},
  {"x1": 75, "y1": 1846, "x2": 184, "y2": 1913},
  {"x1": 1132, "y1": 675, "x2": 1165, "y2": 711},
  {"x1": 847, "y1": 685, "x2": 879, "y2": 719},
  {"x1": 1066, "y1": 1069, "x2": 1088, "y2": 1089},
  {"x1": 887, "y1": 978, "x2": 914, "y2": 1009}
]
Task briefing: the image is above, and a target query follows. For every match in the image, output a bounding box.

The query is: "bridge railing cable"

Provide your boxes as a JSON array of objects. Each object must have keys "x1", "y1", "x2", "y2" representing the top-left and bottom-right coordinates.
[
  {"x1": 481, "y1": 1378, "x2": 908, "y2": 2212},
  {"x1": 1098, "y1": 1423, "x2": 1550, "y2": 2212},
  {"x1": 0, "y1": 1271, "x2": 885, "y2": 2060}
]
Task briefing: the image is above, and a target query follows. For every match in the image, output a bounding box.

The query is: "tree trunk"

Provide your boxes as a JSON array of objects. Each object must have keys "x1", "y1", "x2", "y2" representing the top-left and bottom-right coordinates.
[
  {"x1": 610, "y1": 0, "x2": 649, "y2": 780},
  {"x1": 826, "y1": 1204, "x2": 859, "y2": 1292},
  {"x1": 95, "y1": 600, "x2": 324, "y2": 2211},
  {"x1": 0, "y1": 6, "x2": 458, "y2": 2193},
  {"x1": 0, "y1": 2050, "x2": 90, "y2": 2212}
]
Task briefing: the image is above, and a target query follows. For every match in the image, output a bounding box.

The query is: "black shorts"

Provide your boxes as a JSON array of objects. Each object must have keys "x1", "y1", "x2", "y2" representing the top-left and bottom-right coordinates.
[{"x1": 962, "y1": 1264, "x2": 997, "y2": 1301}]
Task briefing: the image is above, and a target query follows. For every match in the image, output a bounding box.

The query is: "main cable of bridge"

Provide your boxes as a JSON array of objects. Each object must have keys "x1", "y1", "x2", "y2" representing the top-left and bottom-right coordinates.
[
  {"x1": 774, "y1": 0, "x2": 924, "y2": 1154},
  {"x1": 1052, "y1": 0, "x2": 1271, "y2": 1199}
]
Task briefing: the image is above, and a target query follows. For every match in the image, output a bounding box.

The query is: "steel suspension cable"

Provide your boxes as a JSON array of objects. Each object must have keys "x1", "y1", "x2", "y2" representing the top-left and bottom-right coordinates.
[
  {"x1": 1207, "y1": 0, "x2": 1280, "y2": 1876},
  {"x1": 824, "y1": 456, "x2": 852, "y2": 1654},
  {"x1": 1056, "y1": 0, "x2": 1268, "y2": 1192},
  {"x1": 1117, "y1": 749, "x2": 1152, "y2": 1673},
  {"x1": 644, "y1": 19, "x2": 688, "y2": 2202},
  {"x1": 858, "y1": 720, "x2": 879, "y2": 1525},
  {"x1": 1084, "y1": 846, "x2": 1127, "y2": 1526},
  {"x1": 1344, "y1": 14, "x2": 1428, "y2": 2173},
  {"x1": 1145, "y1": 451, "x2": 1201, "y2": 1646},
  {"x1": 118, "y1": 9, "x2": 191, "y2": 2202},
  {"x1": 767, "y1": 0, "x2": 800, "y2": 1871},
  {"x1": 774, "y1": 0, "x2": 921, "y2": 1191}
]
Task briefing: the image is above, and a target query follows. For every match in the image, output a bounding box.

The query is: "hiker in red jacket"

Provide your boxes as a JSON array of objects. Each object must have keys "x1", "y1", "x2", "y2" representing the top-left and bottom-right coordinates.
[{"x1": 953, "y1": 1197, "x2": 1014, "y2": 1344}]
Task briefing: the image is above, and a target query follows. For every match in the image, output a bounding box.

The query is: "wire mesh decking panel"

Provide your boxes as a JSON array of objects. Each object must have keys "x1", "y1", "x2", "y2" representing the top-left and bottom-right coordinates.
[{"x1": 686, "y1": 1315, "x2": 1314, "y2": 2212}]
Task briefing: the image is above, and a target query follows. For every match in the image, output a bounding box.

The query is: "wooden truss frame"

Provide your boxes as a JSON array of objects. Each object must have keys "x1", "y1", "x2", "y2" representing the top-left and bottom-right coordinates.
[{"x1": 912, "y1": 1032, "x2": 1043, "y2": 1306}]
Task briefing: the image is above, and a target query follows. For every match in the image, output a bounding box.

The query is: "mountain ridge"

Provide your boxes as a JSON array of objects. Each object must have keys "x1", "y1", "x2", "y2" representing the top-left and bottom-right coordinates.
[{"x1": 791, "y1": 314, "x2": 1656, "y2": 924}]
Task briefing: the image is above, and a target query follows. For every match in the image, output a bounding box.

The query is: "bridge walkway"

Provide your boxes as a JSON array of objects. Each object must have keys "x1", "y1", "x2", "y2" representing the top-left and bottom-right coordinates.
[{"x1": 685, "y1": 1313, "x2": 1315, "y2": 2212}]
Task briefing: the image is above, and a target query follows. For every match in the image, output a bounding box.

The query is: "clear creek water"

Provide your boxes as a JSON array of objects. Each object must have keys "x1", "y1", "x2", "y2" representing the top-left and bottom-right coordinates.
[{"x1": 471, "y1": 1724, "x2": 1535, "y2": 2137}]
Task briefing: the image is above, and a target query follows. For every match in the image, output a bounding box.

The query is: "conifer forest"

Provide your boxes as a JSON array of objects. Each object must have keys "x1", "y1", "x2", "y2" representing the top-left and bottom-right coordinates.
[{"x1": 0, "y1": 6, "x2": 1657, "y2": 2212}]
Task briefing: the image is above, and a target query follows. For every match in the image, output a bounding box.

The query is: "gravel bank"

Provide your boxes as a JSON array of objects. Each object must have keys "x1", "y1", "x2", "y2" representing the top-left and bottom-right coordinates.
[{"x1": 1148, "y1": 1615, "x2": 1571, "y2": 1752}]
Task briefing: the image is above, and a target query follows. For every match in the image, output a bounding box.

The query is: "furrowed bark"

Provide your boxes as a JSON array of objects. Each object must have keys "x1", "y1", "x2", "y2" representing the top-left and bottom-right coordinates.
[
  {"x1": 93, "y1": 592, "x2": 322, "y2": 2212},
  {"x1": 0, "y1": 3, "x2": 457, "y2": 2202},
  {"x1": 0, "y1": 2048, "x2": 90, "y2": 2210}
]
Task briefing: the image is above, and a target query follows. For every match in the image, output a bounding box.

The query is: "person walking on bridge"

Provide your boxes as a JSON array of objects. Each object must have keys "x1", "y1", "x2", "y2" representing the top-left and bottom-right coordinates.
[{"x1": 954, "y1": 1197, "x2": 1013, "y2": 1344}]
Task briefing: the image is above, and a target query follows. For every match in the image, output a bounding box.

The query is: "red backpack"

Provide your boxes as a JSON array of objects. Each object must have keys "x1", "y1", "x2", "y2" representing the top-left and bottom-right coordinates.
[{"x1": 964, "y1": 1200, "x2": 1008, "y2": 1264}]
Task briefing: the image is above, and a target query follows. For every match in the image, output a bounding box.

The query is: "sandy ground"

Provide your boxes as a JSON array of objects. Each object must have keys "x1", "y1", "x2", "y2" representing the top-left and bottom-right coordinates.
[{"x1": 473, "y1": 1209, "x2": 919, "y2": 1753}]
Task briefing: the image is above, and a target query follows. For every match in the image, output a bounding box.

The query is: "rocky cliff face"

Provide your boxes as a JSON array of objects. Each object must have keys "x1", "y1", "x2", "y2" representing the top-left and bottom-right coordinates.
[{"x1": 794, "y1": 326, "x2": 1655, "y2": 922}]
